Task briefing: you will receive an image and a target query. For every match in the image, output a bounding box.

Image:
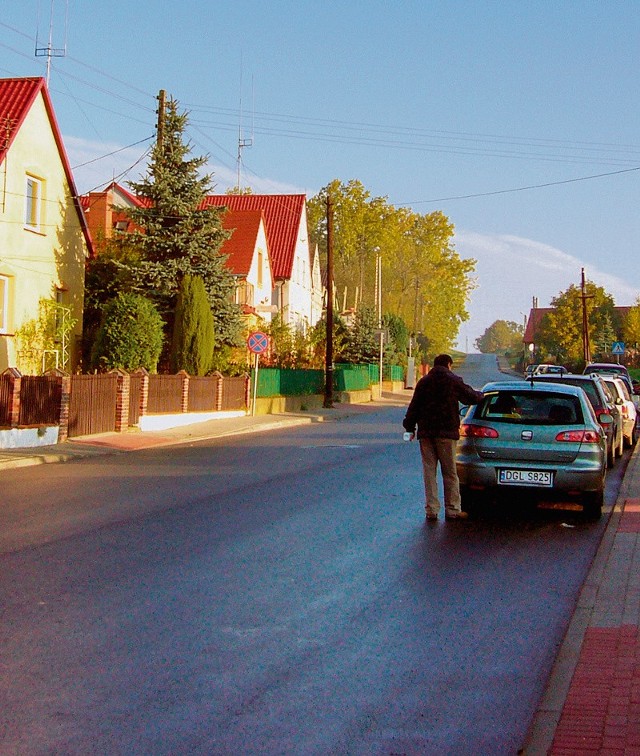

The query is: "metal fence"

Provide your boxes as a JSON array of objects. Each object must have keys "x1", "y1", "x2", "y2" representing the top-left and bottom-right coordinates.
[
  {"x1": 188, "y1": 376, "x2": 218, "y2": 412},
  {"x1": 68, "y1": 374, "x2": 118, "y2": 437},
  {"x1": 19, "y1": 376, "x2": 62, "y2": 426},
  {"x1": 220, "y1": 376, "x2": 247, "y2": 410},
  {"x1": 147, "y1": 375, "x2": 184, "y2": 413},
  {"x1": 0, "y1": 375, "x2": 11, "y2": 426}
]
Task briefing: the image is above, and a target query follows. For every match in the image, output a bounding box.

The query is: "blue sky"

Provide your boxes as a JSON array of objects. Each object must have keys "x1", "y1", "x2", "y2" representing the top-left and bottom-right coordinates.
[{"x1": 2, "y1": 1, "x2": 640, "y2": 349}]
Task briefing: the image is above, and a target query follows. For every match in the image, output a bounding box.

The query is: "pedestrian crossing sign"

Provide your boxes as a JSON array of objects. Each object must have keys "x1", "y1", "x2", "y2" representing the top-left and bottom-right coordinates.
[{"x1": 612, "y1": 341, "x2": 625, "y2": 354}]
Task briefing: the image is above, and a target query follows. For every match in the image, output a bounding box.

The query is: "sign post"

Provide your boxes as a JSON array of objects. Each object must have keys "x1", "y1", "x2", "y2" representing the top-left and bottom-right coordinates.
[{"x1": 247, "y1": 331, "x2": 270, "y2": 416}]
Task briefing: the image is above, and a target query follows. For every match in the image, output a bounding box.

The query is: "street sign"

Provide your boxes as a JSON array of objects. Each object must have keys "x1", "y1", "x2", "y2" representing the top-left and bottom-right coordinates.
[
  {"x1": 247, "y1": 331, "x2": 269, "y2": 354},
  {"x1": 612, "y1": 341, "x2": 625, "y2": 355}
]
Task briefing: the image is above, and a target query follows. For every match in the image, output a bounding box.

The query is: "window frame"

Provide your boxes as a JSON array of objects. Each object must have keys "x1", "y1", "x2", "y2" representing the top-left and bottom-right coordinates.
[
  {"x1": 0, "y1": 275, "x2": 9, "y2": 333},
  {"x1": 24, "y1": 174, "x2": 43, "y2": 231}
]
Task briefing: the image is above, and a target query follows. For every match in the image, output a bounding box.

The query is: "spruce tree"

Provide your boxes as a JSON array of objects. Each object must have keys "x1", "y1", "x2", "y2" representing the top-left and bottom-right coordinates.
[
  {"x1": 171, "y1": 275, "x2": 215, "y2": 376},
  {"x1": 126, "y1": 95, "x2": 242, "y2": 348}
]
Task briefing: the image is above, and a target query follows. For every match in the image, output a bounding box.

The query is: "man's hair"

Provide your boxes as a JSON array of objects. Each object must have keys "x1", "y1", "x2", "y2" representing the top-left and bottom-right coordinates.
[{"x1": 433, "y1": 353, "x2": 453, "y2": 368}]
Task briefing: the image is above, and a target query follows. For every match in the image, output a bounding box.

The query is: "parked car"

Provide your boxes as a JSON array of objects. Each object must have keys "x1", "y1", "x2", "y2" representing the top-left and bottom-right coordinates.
[
  {"x1": 585, "y1": 364, "x2": 638, "y2": 401},
  {"x1": 457, "y1": 381, "x2": 608, "y2": 519},
  {"x1": 584, "y1": 362, "x2": 630, "y2": 378},
  {"x1": 532, "y1": 364, "x2": 568, "y2": 376},
  {"x1": 601, "y1": 375, "x2": 638, "y2": 448},
  {"x1": 524, "y1": 364, "x2": 539, "y2": 379},
  {"x1": 531, "y1": 372, "x2": 622, "y2": 468}
]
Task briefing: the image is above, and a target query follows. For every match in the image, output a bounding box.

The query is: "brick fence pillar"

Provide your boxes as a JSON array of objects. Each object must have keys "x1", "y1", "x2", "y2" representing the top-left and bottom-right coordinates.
[
  {"x1": 111, "y1": 369, "x2": 130, "y2": 433},
  {"x1": 244, "y1": 373, "x2": 251, "y2": 411},
  {"x1": 212, "y1": 371, "x2": 223, "y2": 411},
  {"x1": 135, "y1": 368, "x2": 149, "y2": 420},
  {"x1": 52, "y1": 372, "x2": 71, "y2": 443},
  {"x1": 2, "y1": 367, "x2": 21, "y2": 427},
  {"x1": 178, "y1": 370, "x2": 190, "y2": 413}
]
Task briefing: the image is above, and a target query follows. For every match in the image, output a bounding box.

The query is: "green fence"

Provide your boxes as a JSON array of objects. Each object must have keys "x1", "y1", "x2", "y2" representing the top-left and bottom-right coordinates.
[{"x1": 253, "y1": 364, "x2": 405, "y2": 397}]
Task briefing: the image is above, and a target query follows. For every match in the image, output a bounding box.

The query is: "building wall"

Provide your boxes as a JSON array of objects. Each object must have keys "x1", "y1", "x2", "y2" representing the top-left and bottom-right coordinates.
[
  {"x1": 279, "y1": 211, "x2": 320, "y2": 332},
  {"x1": 0, "y1": 93, "x2": 87, "y2": 372},
  {"x1": 248, "y1": 221, "x2": 274, "y2": 323}
]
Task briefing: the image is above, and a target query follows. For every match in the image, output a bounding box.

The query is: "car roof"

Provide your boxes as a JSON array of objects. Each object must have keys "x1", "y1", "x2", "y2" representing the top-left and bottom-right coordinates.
[
  {"x1": 532, "y1": 373, "x2": 602, "y2": 383},
  {"x1": 482, "y1": 381, "x2": 584, "y2": 398},
  {"x1": 585, "y1": 362, "x2": 629, "y2": 372}
]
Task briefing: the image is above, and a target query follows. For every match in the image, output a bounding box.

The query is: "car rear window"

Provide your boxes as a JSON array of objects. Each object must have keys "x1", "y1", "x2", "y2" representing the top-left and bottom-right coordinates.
[
  {"x1": 477, "y1": 391, "x2": 584, "y2": 425},
  {"x1": 537, "y1": 377, "x2": 603, "y2": 411}
]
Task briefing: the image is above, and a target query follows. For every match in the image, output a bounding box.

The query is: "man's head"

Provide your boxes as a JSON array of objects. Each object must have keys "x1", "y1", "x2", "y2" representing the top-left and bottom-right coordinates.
[{"x1": 433, "y1": 354, "x2": 453, "y2": 369}]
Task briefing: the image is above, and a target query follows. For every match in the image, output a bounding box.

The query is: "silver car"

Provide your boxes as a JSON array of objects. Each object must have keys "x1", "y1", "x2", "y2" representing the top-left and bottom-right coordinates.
[{"x1": 457, "y1": 381, "x2": 609, "y2": 519}]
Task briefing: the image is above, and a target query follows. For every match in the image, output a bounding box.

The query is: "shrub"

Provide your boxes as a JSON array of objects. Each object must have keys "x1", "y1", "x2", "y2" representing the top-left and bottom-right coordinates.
[
  {"x1": 170, "y1": 275, "x2": 215, "y2": 376},
  {"x1": 91, "y1": 293, "x2": 164, "y2": 372}
]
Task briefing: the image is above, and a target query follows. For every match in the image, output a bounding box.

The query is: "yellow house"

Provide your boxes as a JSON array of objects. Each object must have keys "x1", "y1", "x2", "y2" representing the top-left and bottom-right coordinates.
[{"x1": 0, "y1": 77, "x2": 91, "y2": 373}]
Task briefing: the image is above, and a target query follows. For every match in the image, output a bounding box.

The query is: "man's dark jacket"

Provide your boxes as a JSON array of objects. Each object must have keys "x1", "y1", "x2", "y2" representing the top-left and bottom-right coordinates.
[{"x1": 403, "y1": 365, "x2": 484, "y2": 440}]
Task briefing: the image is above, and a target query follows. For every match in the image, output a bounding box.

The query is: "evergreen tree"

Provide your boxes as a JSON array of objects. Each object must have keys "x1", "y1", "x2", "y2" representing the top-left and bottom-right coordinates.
[
  {"x1": 125, "y1": 95, "x2": 243, "y2": 348},
  {"x1": 171, "y1": 275, "x2": 215, "y2": 375},
  {"x1": 91, "y1": 293, "x2": 164, "y2": 372},
  {"x1": 341, "y1": 306, "x2": 379, "y2": 363}
]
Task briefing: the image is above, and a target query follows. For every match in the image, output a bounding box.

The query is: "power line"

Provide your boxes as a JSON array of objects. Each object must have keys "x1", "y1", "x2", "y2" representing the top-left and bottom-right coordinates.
[{"x1": 401, "y1": 166, "x2": 640, "y2": 205}]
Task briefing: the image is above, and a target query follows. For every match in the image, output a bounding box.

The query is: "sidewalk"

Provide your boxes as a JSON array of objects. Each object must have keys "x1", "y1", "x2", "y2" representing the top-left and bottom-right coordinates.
[{"x1": 524, "y1": 442, "x2": 640, "y2": 754}]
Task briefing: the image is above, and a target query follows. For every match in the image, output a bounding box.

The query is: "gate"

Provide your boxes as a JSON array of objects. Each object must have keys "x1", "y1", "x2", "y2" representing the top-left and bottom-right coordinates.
[{"x1": 68, "y1": 374, "x2": 118, "y2": 437}]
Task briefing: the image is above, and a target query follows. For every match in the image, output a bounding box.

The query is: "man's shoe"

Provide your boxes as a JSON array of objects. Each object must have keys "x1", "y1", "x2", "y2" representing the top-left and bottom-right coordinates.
[
  {"x1": 445, "y1": 511, "x2": 469, "y2": 521},
  {"x1": 425, "y1": 511, "x2": 438, "y2": 521}
]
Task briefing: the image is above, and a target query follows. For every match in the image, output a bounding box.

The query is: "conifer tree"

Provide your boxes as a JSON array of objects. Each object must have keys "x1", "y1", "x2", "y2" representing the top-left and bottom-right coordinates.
[
  {"x1": 126, "y1": 95, "x2": 242, "y2": 348},
  {"x1": 171, "y1": 275, "x2": 215, "y2": 376}
]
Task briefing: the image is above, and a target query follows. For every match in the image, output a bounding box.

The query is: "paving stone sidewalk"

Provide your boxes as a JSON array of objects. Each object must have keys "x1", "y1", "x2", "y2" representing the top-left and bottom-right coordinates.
[{"x1": 525, "y1": 444, "x2": 640, "y2": 754}]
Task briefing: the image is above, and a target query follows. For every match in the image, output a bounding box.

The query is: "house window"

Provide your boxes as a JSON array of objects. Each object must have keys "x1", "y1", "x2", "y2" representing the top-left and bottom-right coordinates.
[
  {"x1": 25, "y1": 175, "x2": 43, "y2": 230},
  {"x1": 257, "y1": 250, "x2": 263, "y2": 288},
  {"x1": 0, "y1": 275, "x2": 9, "y2": 333}
]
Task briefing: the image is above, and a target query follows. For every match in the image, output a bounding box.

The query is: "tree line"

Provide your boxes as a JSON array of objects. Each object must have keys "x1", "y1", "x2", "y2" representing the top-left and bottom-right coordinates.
[{"x1": 476, "y1": 279, "x2": 640, "y2": 371}]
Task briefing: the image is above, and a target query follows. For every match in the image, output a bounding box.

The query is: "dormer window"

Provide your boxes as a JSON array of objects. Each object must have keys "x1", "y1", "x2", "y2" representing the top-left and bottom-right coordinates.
[{"x1": 25, "y1": 175, "x2": 43, "y2": 231}]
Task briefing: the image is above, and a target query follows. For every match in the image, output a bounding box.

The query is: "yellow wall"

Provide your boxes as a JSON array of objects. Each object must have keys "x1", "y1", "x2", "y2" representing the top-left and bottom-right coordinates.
[{"x1": 0, "y1": 92, "x2": 88, "y2": 373}]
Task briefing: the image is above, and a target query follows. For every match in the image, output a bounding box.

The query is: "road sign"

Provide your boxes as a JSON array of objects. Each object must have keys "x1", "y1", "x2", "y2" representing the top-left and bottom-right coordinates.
[
  {"x1": 247, "y1": 331, "x2": 269, "y2": 354},
  {"x1": 612, "y1": 341, "x2": 625, "y2": 355}
]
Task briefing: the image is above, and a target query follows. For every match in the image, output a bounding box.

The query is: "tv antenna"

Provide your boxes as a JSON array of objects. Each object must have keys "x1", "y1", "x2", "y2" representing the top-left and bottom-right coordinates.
[
  {"x1": 35, "y1": 0, "x2": 69, "y2": 85},
  {"x1": 236, "y1": 66, "x2": 254, "y2": 188}
]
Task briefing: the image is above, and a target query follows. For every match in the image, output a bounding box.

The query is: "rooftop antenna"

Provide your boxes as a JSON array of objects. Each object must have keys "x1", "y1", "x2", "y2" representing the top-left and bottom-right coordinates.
[
  {"x1": 236, "y1": 61, "x2": 253, "y2": 189},
  {"x1": 35, "y1": 0, "x2": 68, "y2": 85}
]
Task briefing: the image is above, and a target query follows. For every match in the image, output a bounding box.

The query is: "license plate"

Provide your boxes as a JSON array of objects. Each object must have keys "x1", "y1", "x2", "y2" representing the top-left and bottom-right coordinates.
[{"x1": 498, "y1": 469, "x2": 554, "y2": 487}]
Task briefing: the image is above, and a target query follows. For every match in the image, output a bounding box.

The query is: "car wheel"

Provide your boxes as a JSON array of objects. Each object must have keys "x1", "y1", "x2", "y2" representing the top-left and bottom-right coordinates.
[
  {"x1": 607, "y1": 440, "x2": 615, "y2": 468},
  {"x1": 582, "y1": 489, "x2": 603, "y2": 520}
]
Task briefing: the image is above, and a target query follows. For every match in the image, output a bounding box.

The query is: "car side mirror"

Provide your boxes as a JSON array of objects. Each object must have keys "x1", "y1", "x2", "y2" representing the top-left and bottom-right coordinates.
[{"x1": 598, "y1": 413, "x2": 614, "y2": 426}]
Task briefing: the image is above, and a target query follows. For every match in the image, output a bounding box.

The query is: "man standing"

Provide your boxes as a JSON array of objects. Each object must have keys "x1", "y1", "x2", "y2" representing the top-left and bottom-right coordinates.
[{"x1": 403, "y1": 354, "x2": 484, "y2": 521}]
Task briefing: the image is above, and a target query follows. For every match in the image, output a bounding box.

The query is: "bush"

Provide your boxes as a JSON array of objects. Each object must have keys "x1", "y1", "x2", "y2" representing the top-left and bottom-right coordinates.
[
  {"x1": 91, "y1": 293, "x2": 164, "y2": 372},
  {"x1": 170, "y1": 275, "x2": 215, "y2": 376}
]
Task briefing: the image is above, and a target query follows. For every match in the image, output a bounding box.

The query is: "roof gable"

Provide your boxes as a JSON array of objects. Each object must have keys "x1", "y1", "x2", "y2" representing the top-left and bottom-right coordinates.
[
  {"x1": 220, "y1": 209, "x2": 267, "y2": 276},
  {"x1": 201, "y1": 194, "x2": 305, "y2": 280},
  {"x1": 0, "y1": 76, "x2": 92, "y2": 253}
]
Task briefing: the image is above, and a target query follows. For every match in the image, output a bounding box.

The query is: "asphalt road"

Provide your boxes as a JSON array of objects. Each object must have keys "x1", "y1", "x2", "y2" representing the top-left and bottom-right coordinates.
[{"x1": 1, "y1": 354, "x2": 625, "y2": 754}]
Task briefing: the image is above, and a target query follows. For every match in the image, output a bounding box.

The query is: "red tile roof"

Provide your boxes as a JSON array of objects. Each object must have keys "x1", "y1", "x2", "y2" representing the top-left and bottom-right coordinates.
[
  {"x1": 220, "y1": 209, "x2": 266, "y2": 276},
  {"x1": 201, "y1": 194, "x2": 305, "y2": 280},
  {"x1": 0, "y1": 76, "x2": 92, "y2": 252}
]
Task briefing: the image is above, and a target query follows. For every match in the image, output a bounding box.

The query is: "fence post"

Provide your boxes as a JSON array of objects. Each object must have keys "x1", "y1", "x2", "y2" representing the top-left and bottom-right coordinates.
[
  {"x1": 212, "y1": 371, "x2": 223, "y2": 411},
  {"x1": 244, "y1": 373, "x2": 251, "y2": 411},
  {"x1": 111, "y1": 369, "x2": 130, "y2": 433},
  {"x1": 44, "y1": 368, "x2": 70, "y2": 443},
  {"x1": 178, "y1": 370, "x2": 190, "y2": 413},
  {"x1": 2, "y1": 367, "x2": 21, "y2": 427},
  {"x1": 135, "y1": 368, "x2": 149, "y2": 420}
]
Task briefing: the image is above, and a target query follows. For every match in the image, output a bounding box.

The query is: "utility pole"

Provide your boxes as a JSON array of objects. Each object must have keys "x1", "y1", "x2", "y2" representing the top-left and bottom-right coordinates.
[
  {"x1": 581, "y1": 267, "x2": 593, "y2": 365},
  {"x1": 156, "y1": 90, "x2": 166, "y2": 154},
  {"x1": 324, "y1": 193, "x2": 334, "y2": 408}
]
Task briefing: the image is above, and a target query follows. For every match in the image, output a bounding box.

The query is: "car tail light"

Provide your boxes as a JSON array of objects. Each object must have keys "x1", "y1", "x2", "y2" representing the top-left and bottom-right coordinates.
[
  {"x1": 621, "y1": 405, "x2": 629, "y2": 418},
  {"x1": 555, "y1": 429, "x2": 601, "y2": 443},
  {"x1": 460, "y1": 424, "x2": 499, "y2": 438}
]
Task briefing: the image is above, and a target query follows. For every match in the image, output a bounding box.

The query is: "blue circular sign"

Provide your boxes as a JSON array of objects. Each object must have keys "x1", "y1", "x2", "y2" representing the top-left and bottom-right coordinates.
[{"x1": 247, "y1": 331, "x2": 269, "y2": 354}]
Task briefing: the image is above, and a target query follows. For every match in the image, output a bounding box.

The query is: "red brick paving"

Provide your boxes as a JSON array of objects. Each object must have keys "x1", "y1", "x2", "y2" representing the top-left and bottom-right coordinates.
[
  {"x1": 618, "y1": 498, "x2": 640, "y2": 534},
  {"x1": 549, "y1": 625, "x2": 640, "y2": 753}
]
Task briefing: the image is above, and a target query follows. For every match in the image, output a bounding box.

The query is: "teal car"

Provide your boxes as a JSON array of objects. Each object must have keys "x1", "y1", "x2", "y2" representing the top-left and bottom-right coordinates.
[{"x1": 457, "y1": 381, "x2": 609, "y2": 518}]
